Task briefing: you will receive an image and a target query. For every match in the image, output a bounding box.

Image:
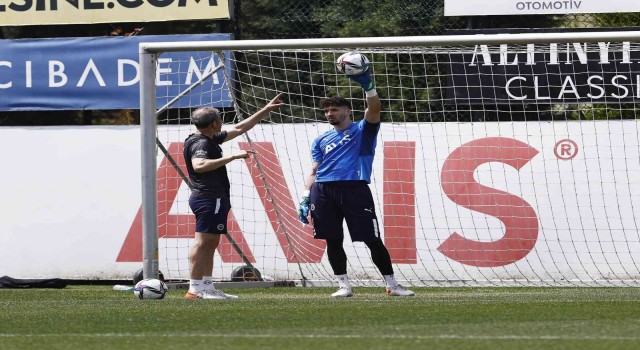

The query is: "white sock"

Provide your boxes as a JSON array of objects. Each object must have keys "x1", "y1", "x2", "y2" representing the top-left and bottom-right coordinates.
[
  {"x1": 384, "y1": 275, "x2": 398, "y2": 289},
  {"x1": 336, "y1": 274, "x2": 352, "y2": 289},
  {"x1": 189, "y1": 279, "x2": 204, "y2": 293},
  {"x1": 203, "y1": 276, "x2": 215, "y2": 291}
]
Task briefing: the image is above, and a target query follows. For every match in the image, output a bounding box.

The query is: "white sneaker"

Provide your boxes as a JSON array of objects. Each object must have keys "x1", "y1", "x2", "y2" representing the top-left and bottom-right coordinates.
[
  {"x1": 218, "y1": 290, "x2": 239, "y2": 300},
  {"x1": 185, "y1": 290, "x2": 227, "y2": 300},
  {"x1": 331, "y1": 287, "x2": 353, "y2": 298},
  {"x1": 386, "y1": 285, "x2": 415, "y2": 297}
]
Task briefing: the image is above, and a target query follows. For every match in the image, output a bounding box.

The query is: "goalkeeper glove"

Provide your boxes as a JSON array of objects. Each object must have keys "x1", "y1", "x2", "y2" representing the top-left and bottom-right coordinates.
[
  {"x1": 297, "y1": 191, "x2": 310, "y2": 224},
  {"x1": 347, "y1": 66, "x2": 375, "y2": 91}
]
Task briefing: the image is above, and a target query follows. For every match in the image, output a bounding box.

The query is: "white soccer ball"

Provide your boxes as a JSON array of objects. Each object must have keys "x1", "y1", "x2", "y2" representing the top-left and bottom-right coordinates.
[
  {"x1": 133, "y1": 278, "x2": 168, "y2": 300},
  {"x1": 336, "y1": 51, "x2": 370, "y2": 76}
]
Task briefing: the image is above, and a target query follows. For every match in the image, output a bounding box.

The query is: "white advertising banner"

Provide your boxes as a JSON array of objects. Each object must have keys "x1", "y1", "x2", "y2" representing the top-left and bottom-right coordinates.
[
  {"x1": 0, "y1": 122, "x2": 639, "y2": 284},
  {"x1": 445, "y1": 0, "x2": 640, "y2": 16}
]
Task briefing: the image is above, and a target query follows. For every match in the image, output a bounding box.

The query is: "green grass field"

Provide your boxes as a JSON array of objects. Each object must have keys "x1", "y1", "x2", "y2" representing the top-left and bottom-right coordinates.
[{"x1": 1, "y1": 286, "x2": 640, "y2": 349}]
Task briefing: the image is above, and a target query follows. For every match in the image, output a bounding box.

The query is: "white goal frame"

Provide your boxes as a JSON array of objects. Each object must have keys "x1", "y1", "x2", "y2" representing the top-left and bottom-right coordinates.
[{"x1": 138, "y1": 31, "x2": 640, "y2": 282}]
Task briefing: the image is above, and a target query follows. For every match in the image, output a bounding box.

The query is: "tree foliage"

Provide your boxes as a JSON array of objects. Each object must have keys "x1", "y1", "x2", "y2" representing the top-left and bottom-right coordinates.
[{"x1": 0, "y1": 0, "x2": 639, "y2": 124}]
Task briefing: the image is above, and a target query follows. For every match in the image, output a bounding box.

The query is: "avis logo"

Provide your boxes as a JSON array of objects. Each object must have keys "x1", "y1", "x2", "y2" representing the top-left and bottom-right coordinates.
[{"x1": 118, "y1": 137, "x2": 540, "y2": 268}]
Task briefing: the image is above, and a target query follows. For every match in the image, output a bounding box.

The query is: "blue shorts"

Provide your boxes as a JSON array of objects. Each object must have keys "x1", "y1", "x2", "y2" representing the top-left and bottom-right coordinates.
[
  {"x1": 310, "y1": 181, "x2": 381, "y2": 242},
  {"x1": 189, "y1": 194, "x2": 231, "y2": 234}
]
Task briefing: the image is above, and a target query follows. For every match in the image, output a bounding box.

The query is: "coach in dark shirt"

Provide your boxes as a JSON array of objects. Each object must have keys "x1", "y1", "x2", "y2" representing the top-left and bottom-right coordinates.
[{"x1": 183, "y1": 94, "x2": 284, "y2": 300}]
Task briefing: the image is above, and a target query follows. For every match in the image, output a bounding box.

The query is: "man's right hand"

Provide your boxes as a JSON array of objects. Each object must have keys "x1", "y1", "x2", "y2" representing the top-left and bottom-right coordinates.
[{"x1": 297, "y1": 195, "x2": 310, "y2": 224}]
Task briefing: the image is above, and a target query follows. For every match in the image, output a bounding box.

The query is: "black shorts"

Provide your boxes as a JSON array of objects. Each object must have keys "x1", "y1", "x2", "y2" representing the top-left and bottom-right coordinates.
[
  {"x1": 310, "y1": 181, "x2": 381, "y2": 242},
  {"x1": 189, "y1": 194, "x2": 231, "y2": 234}
]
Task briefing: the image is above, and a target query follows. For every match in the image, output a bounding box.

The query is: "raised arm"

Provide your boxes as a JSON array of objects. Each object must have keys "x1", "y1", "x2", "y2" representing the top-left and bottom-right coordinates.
[
  {"x1": 363, "y1": 93, "x2": 381, "y2": 124},
  {"x1": 346, "y1": 59, "x2": 380, "y2": 124},
  {"x1": 223, "y1": 93, "x2": 285, "y2": 142}
]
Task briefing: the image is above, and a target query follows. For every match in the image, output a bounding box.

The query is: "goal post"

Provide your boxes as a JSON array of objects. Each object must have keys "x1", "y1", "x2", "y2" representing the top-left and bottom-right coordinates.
[
  {"x1": 139, "y1": 50, "x2": 158, "y2": 281},
  {"x1": 138, "y1": 31, "x2": 640, "y2": 286}
]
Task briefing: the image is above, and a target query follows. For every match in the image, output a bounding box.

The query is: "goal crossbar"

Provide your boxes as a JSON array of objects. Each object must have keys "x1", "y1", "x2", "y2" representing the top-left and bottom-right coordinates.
[{"x1": 139, "y1": 31, "x2": 640, "y2": 53}]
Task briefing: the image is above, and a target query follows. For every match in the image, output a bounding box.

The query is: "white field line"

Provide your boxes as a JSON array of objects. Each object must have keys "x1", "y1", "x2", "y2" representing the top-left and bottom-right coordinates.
[{"x1": 0, "y1": 333, "x2": 638, "y2": 341}]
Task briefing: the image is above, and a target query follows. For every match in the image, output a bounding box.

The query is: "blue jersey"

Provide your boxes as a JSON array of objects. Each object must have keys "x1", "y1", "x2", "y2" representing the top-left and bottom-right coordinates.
[{"x1": 311, "y1": 119, "x2": 380, "y2": 183}]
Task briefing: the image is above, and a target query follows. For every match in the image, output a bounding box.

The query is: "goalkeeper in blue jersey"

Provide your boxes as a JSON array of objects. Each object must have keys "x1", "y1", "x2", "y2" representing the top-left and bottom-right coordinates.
[{"x1": 297, "y1": 60, "x2": 415, "y2": 298}]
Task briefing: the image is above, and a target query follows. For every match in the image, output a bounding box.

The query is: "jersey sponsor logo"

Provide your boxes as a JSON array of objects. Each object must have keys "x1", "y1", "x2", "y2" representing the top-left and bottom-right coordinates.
[{"x1": 324, "y1": 133, "x2": 351, "y2": 154}]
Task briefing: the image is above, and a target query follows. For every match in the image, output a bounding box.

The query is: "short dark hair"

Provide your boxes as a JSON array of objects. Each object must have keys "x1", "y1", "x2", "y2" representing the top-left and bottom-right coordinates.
[
  {"x1": 320, "y1": 96, "x2": 351, "y2": 109},
  {"x1": 190, "y1": 107, "x2": 220, "y2": 129}
]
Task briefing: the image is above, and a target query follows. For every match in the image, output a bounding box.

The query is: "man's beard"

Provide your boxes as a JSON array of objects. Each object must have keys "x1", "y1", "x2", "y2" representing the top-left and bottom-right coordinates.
[{"x1": 328, "y1": 115, "x2": 345, "y2": 125}]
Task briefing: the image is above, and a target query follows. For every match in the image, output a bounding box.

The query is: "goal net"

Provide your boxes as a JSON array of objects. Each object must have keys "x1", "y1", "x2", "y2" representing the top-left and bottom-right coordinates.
[{"x1": 137, "y1": 32, "x2": 640, "y2": 286}]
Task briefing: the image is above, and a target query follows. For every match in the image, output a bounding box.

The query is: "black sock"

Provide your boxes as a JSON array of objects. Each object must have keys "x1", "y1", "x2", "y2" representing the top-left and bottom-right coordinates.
[
  {"x1": 326, "y1": 238, "x2": 347, "y2": 275},
  {"x1": 364, "y1": 239, "x2": 394, "y2": 276}
]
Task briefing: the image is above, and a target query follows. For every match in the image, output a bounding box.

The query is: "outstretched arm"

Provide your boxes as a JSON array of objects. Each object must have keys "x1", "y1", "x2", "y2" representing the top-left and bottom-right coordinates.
[{"x1": 224, "y1": 93, "x2": 285, "y2": 143}]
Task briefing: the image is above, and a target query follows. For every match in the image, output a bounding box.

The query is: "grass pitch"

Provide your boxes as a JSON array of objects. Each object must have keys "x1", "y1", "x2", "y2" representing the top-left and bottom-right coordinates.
[{"x1": 1, "y1": 286, "x2": 640, "y2": 349}]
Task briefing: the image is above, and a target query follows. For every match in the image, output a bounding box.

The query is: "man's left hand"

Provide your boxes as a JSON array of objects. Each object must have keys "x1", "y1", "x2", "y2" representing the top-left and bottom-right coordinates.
[{"x1": 347, "y1": 67, "x2": 375, "y2": 91}]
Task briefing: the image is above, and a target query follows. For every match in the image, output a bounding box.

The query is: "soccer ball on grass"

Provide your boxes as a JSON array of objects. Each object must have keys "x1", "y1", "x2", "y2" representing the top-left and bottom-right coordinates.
[
  {"x1": 336, "y1": 51, "x2": 370, "y2": 76},
  {"x1": 133, "y1": 278, "x2": 168, "y2": 300}
]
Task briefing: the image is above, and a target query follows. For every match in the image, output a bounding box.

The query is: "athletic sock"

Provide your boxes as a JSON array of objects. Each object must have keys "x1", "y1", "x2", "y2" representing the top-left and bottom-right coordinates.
[
  {"x1": 383, "y1": 275, "x2": 399, "y2": 289},
  {"x1": 189, "y1": 279, "x2": 204, "y2": 293},
  {"x1": 203, "y1": 276, "x2": 215, "y2": 291},
  {"x1": 336, "y1": 274, "x2": 352, "y2": 289}
]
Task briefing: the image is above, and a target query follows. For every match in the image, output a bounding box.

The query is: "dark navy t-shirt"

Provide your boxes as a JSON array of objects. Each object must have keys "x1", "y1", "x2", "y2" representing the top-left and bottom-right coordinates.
[{"x1": 183, "y1": 131, "x2": 230, "y2": 197}]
